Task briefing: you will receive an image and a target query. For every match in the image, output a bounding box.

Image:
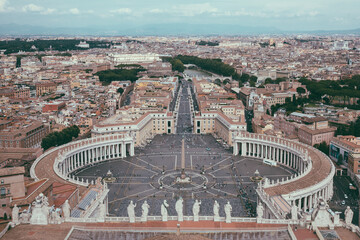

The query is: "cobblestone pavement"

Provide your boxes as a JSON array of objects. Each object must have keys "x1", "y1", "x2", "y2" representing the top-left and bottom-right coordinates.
[{"x1": 74, "y1": 134, "x2": 295, "y2": 218}]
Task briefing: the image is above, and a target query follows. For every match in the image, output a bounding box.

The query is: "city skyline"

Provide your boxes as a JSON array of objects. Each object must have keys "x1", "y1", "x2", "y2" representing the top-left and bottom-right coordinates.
[{"x1": 0, "y1": 0, "x2": 360, "y2": 35}]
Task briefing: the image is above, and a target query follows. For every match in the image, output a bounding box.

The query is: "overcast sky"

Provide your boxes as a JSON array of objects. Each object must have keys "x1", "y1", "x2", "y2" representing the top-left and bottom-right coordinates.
[{"x1": 0, "y1": 0, "x2": 359, "y2": 31}]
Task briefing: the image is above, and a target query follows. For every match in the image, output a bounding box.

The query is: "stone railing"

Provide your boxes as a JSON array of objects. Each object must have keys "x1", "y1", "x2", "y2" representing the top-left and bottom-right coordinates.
[
  {"x1": 0, "y1": 222, "x2": 11, "y2": 238},
  {"x1": 83, "y1": 187, "x2": 109, "y2": 219},
  {"x1": 256, "y1": 187, "x2": 283, "y2": 219}
]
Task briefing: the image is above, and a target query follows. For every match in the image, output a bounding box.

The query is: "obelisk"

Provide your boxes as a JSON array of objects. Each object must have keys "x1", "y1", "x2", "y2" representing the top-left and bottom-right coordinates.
[{"x1": 181, "y1": 136, "x2": 186, "y2": 178}]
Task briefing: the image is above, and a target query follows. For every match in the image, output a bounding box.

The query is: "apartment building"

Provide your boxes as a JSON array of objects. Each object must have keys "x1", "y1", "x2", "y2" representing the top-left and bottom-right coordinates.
[
  {"x1": 36, "y1": 82, "x2": 57, "y2": 96},
  {"x1": 0, "y1": 120, "x2": 49, "y2": 148}
]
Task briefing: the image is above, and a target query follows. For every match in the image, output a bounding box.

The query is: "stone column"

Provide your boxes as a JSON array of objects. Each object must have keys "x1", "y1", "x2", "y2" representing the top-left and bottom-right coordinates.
[
  {"x1": 304, "y1": 195, "x2": 307, "y2": 212},
  {"x1": 122, "y1": 143, "x2": 126, "y2": 158},
  {"x1": 297, "y1": 198, "x2": 301, "y2": 210},
  {"x1": 130, "y1": 143, "x2": 135, "y2": 156},
  {"x1": 309, "y1": 195, "x2": 313, "y2": 209},
  {"x1": 265, "y1": 145, "x2": 268, "y2": 159},
  {"x1": 241, "y1": 142, "x2": 246, "y2": 156},
  {"x1": 272, "y1": 147, "x2": 275, "y2": 161},
  {"x1": 233, "y1": 142, "x2": 238, "y2": 155}
]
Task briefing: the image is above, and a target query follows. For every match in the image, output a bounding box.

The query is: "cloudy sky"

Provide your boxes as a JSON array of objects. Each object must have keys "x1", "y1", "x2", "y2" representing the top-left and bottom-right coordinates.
[{"x1": 0, "y1": 0, "x2": 359, "y2": 31}]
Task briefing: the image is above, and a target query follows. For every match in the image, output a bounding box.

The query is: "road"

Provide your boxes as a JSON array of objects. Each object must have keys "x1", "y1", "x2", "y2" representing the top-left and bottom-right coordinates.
[
  {"x1": 329, "y1": 175, "x2": 359, "y2": 225},
  {"x1": 176, "y1": 80, "x2": 193, "y2": 134}
]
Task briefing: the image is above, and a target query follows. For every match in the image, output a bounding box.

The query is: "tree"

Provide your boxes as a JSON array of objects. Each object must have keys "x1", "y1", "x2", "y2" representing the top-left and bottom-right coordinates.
[
  {"x1": 240, "y1": 73, "x2": 250, "y2": 83},
  {"x1": 314, "y1": 141, "x2": 329, "y2": 155},
  {"x1": 250, "y1": 75, "x2": 258, "y2": 82},
  {"x1": 249, "y1": 80, "x2": 256, "y2": 87},
  {"x1": 296, "y1": 87, "x2": 306, "y2": 96},
  {"x1": 265, "y1": 78, "x2": 273, "y2": 84},
  {"x1": 117, "y1": 87, "x2": 124, "y2": 94},
  {"x1": 170, "y1": 59, "x2": 185, "y2": 72},
  {"x1": 338, "y1": 154, "x2": 343, "y2": 165},
  {"x1": 266, "y1": 109, "x2": 270, "y2": 115}
]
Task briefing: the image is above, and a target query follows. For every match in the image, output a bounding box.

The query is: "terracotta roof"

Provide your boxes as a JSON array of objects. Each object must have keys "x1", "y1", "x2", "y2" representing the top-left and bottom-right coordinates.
[
  {"x1": 265, "y1": 142, "x2": 332, "y2": 196},
  {"x1": 11, "y1": 178, "x2": 52, "y2": 207},
  {"x1": 0, "y1": 167, "x2": 25, "y2": 177},
  {"x1": 298, "y1": 126, "x2": 336, "y2": 135}
]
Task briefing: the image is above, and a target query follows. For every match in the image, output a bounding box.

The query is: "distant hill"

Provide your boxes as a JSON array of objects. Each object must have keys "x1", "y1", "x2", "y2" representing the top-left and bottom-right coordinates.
[{"x1": 0, "y1": 23, "x2": 359, "y2": 36}]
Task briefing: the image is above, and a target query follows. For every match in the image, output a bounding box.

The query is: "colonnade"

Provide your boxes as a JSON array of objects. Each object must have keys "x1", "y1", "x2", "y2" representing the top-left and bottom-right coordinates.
[
  {"x1": 234, "y1": 141, "x2": 306, "y2": 173},
  {"x1": 290, "y1": 179, "x2": 334, "y2": 212},
  {"x1": 233, "y1": 132, "x2": 335, "y2": 217},
  {"x1": 58, "y1": 140, "x2": 134, "y2": 178}
]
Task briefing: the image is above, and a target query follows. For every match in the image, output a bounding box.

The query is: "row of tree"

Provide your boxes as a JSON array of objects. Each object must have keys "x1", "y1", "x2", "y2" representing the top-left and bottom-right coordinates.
[
  {"x1": 1, "y1": 39, "x2": 110, "y2": 54},
  {"x1": 41, "y1": 125, "x2": 80, "y2": 150},
  {"x1": 335, "y1": 116, "x2": 360, "y2": 137},
  {"x1": 299, "y1": 76, "x2": 360, "y2": 102},
  {"x1": 95, "y1": 67, "x2": 145, "y2": 85}
]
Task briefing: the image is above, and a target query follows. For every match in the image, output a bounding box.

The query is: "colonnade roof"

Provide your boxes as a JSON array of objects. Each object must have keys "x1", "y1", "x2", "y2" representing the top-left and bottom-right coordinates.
[
  {"x1": 264, "y1": 142, "x2": 332, "y2": 196},
  {"x1": 34, "y1": 147, "x2": 87, "y2": 194}
]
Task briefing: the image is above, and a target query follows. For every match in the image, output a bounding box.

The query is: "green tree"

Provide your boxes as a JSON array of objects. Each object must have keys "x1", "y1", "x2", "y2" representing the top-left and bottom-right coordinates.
[
  {"x1": 249, "y1": 80, "x2": 256, "y2": 87},
  {"x1": 240, "y1": 73, "x2": 250, "y2": 83},
  {"x1": 117, "y1": 87, "x2": 124, "y2": 94},
  {"x1": 170, "y1": 59, "x2": 185, "y2": 72},
  {"x1": 314, "y1": 141, "x2": 329, "y2": 155},
  {"x1": 296, "y1": 87, "x2": 306, "y2": 96},
  {"x1": 265, "y1": 78, "x2": 273, "y2": 84},
  {"x1": 250, "y1": 75, "x2": 258, "y2": 82}
]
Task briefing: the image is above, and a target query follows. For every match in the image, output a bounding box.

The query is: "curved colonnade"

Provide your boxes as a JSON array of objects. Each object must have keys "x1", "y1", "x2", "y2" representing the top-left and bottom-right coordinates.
[
  {"x1": 233, "y1": 132, "x2": 335, "y2": 219},
  {"x1": 31, "y1": 134, "x2": 135, "y2": 187}
]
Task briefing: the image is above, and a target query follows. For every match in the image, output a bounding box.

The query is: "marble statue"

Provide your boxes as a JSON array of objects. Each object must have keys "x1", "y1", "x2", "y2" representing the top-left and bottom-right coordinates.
[
  {"x1": 175, "y1": 197, "x2": 184, "y2": 222},
  {"x1": 345, "y1": 206, "x2": 354, "y2": 225},
  {"x1": 127, "y1": 200, "x2": 136, "y2": 223},
  {"x1": 192, "y1": 200, "x2": 201, "y2": 222},
  {"x1": 12, "y1": 204, "x2": 19, "y2": 225},
  {"x1": 161, "y1": 200, "x2": 169, "y2": 222},
  {"x1": 291, "y1": 204, "x2": 298, "y2": 220},
  {"x1": 256, "y1": 202, "x2": 264, "y2": 220},
  {"x1": 19, "y1": 204, "x2": 31, "y2": 224},
  {"x1": 224, "y1": 201, "x2": 232, "y2": 223},
  {"x1": 213, "y1": 200, "x2": 220, "y2": 222},
  {"x1": 98, "y1": 202, "x2": 106, "y2": 222},
  {"x1": 30, "y1": 193, "x2": 50, "y2": 225},
  {"x1": 62, "y1": 200, "x2": 70, "y2": 221},
  {"x1": 141, "y1": 200, "x2": 150, "y2": 222},
  {"x1": 54, "y1": 208, "x2": 62, "y2": 224}
]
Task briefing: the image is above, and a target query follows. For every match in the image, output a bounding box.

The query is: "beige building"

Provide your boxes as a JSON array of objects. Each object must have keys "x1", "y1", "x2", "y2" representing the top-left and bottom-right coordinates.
[
  {"x1": 330, "y1": 136, "x2": 360, "y2": 176},
  {"x1": 92, "y1": 110, "x2": 175, "y2": 147},
  {"x1": 297, "y1": 117, "x2": 336, "y2": 146},
  {"x1": 0, "y1": 167, "x2": 26, "y2": 218},
  {"x1": 36, "y1": 82, "x2": 57, "y2": 96}
]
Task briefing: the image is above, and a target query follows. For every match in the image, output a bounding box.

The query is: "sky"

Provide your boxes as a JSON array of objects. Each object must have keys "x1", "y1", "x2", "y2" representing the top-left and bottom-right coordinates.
[{"x1": 0, "y1": 0, "x2": 359, "y2": 32}]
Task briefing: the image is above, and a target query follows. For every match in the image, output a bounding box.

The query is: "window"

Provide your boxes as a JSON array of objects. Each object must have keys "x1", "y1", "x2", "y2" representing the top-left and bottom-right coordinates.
[
  {"x1": 0, "y1": 187, "x2": 5, "y2": 195},
  {"x1": 0, "y1": 180, "x2": 3, "y2": 184},
  {"x1": 1, "y1": 204, "x2": 5, "y2": 207}
]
